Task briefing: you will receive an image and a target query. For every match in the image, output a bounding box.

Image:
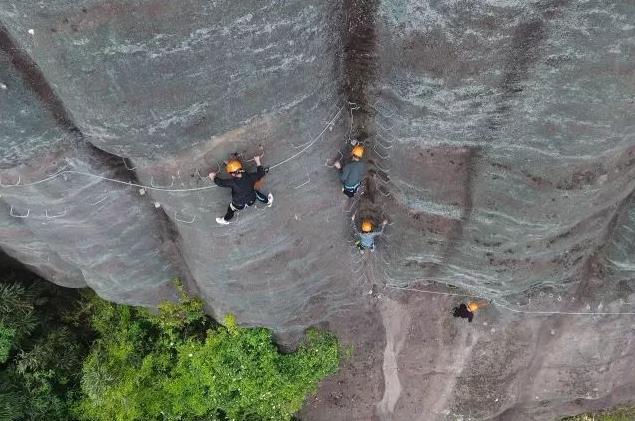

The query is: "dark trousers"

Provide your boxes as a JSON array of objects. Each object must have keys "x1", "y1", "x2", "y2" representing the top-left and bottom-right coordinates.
[{"x1": 223, "y1": 190, "x2": 268, "y2": 221}]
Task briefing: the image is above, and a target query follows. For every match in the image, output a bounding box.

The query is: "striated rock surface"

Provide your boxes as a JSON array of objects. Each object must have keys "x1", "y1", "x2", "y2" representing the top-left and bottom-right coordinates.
[{"x1": 0, "y1": 1, "x2": 634, "y2": 419}]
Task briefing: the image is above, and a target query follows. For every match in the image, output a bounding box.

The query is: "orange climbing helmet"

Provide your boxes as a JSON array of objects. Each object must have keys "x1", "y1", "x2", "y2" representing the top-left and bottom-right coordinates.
[
  {"x1": 361, "y1": 218, "x2": 373, "y2": 233},
  {"x1": 352, "y1": 145, "x2": 364, "y2": 159},
  {"x1": 467, "y1": 302, "x2": 480, "y2": 313},
  {"x1": 226, "y1": 159, "x2": 243, "y2": 174}
]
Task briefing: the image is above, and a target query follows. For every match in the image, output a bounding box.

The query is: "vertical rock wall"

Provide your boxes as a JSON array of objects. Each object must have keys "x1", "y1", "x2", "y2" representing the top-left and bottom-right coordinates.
[
  {"x1": 1, "y1": 1, "x2": 634, "y2": 418},
  {"x1": 0, "y1": 38, "x2": 85, "y2": 287},
  {"x1": 0, "y1": 1, "x2": 364, "y2": 334},
  {"x1": 0, "y1": 22, "x2": 180, "y2": 302},
  {"x1": 375, "y1": 0, "x2": 635, "y2": 305}
]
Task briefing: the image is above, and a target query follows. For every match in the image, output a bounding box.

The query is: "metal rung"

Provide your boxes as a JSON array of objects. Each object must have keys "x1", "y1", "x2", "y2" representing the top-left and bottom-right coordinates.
[
  {"x1": 122, "y1": 158, "x2": 136, "y2": 170},
  {"x1": 374, "y1": 138, "x2": 394, "y2": 150},
  {"x1": 45, "y1": 208, "x2": 67, "y2": 219},
  {"x1": 372, "y1": 161, "x2": 391, "y2": 173},
  {"x1": 376, "y1": 131, "x2": 396, "y2": 144},
  {"x1": 9, "y1": 207, "x2": 29, "y2": 218},
  {"x1": 372, "y1": 146, "x2": 390, "y2": 160},
  {"x1": 175, "y1": 211, "x2": 196, "y2": 224},
  {"x1": 176, "y1": 170, "x2": 186, "y2": 187},
  {"x1": 150, "y1": 175, "x2": 175, "y2": 188},
  {"x1": 0, "y1": 175, "x2": 20, "y2": 186},
  {"x1": 375, "y1": 118, "x2": 395, "y2": 132}
]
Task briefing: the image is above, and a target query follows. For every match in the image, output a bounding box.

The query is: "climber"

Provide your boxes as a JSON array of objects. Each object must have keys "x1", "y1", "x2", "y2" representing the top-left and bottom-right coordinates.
[
  {"x1": 351, "y1": 214, "x2": 387, "y2": 253},
  {"x1": 452, "y1": 302, "x2": 482, "y2": 323},
  {"x1": 334, "y1": 144, "x2": 366, "y2": 197},
  {"x1": 209, "y1": 154, "x2": 273, "y2": 225},
  {"x1": 452, "y1": 304, "x2": 474, "y2": 322}
]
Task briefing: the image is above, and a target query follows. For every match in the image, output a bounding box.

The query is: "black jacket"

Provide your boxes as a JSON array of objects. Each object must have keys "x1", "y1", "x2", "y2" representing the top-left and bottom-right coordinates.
[
  {"x1": 214, "y1": 166, "x2": 266, "y2": 205},
  {"x1": 452, "y1": 304, "x2": 474, "y2": 322}
]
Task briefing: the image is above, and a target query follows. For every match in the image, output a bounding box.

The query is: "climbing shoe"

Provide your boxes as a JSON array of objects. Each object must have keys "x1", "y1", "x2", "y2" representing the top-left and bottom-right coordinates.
[
  {"x1": 215, "y1": 217, "x2": 230, "y2": 225},
  {"x1": 267, "y1": 193, "x2": 274, "y2": 207}
]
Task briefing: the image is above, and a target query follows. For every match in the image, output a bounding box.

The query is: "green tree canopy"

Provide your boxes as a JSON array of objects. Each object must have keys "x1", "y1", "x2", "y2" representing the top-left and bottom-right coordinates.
[
  {"x1": 0, "y1": 282, "x2": 38, "y2": 359},
  {"x1": 0, "y1": 277, "x2": 92, "y2": 420},
  {"x1": 76, "y1": 284, "x2": 340, "y2": 421}
]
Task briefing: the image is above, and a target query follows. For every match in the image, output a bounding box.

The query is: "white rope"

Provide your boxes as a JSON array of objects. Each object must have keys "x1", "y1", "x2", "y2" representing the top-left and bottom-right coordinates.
[
  {"x1": 0, "y1": 104, "x2": 344, "y2": 193},
  {"x1": 386, "y1": 284, "x2": 489, "y2": 299},
  {"x1": 269, "y1": 105, "x2": 344, "y2": 170},
  {"x1": 294, "y1": 177, "x2": 311, "y2": 189},
  {"x1": 384, "y1": 284, "x2": 635, "y2": 316},
  {"x1": 23, "y1": 170, "x2": 214, "y2": 192},
  {"x1": 495, "y1": 302, "x2": 635, "y2": 316},
  {"x1": 3, "y1": 169, "x2": 72, "y2": 188}
]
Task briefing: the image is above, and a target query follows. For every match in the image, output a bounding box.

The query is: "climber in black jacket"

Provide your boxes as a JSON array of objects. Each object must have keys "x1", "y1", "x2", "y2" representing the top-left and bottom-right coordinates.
[
  {"x1": 452, "y1": 303, "x2": 474, "y2": 322},
  {"x1": 209, "y1": 154, "x2": 273, "y2": 225},
  {"x1": 452, "y1": 302, "x2": 484, "y2": 323}
]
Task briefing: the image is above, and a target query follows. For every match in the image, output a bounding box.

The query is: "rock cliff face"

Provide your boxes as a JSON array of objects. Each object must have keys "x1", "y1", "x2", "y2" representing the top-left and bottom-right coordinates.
[{"x1": 0, "y1": 1, "x2": 634, "y2": 419}]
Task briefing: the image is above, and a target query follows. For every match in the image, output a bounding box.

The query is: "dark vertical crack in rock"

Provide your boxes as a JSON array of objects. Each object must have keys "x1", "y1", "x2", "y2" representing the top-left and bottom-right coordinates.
[
  {"x1": 0, "y1": 23, "x2": 196, "y2": 299},
  {"x1": 601, "y1": 188, "x2": 635, "y2": 249},
  {"x1": 341, "y1": 0, "x2": 378, "y2": 160},
  {"x1": 152, "y1": 205, "x2": 201, "y2": 299},
  {"x1": 340, "y1": 3, "x2": 397, "y2": 417},
  {"x1": 0, "y1": 25, "x2": 78, "y2": 134},
  {"x1": 342, "y1": 0, "x2": 378, "y2": 118},
  {"x1": 426, "y1": 147, "x2": 480, "y2": 279},
  {"x1": 427, "y1": 4, "x2": 567, "y2": 278},
  {"x1": 584, "y1": 187, "x2": 635, "y2": 284},
  {"x1": 341, "y1": 0, "x2": 386, "y2": 223}
]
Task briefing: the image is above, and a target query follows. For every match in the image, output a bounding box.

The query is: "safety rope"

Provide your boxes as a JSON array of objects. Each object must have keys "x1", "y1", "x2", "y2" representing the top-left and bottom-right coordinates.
[
  {"x1": 384, "y1": 284, "x2": 635, "y2": 316},
  {"x1": 0, "y1": 104, "x2": 345, "y2": 193},
  {"x1": 269, "y1": 105, "x2": 344, "y2": 170}
]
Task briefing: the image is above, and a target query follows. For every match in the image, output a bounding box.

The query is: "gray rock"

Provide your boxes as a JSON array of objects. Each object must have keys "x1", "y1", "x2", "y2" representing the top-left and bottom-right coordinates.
[{"x1": 0, "y1": 0, "x2": 634, "y2": 419}]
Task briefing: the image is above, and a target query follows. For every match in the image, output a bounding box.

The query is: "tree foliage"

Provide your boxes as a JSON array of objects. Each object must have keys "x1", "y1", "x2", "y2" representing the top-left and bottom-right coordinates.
[
  {"x1": 75, "y1": 289, "x2": 340, "y2": 421},
  {"x1": 0, "y1": 282, "x2": 38, "y2": 357},
  {"x1": 0, "y1": 274, "x2": 340, "y2": 421},
  {"x1": 0, "y1": 276, "x2": 92, "y2": 420},
  {"x1": 562, "y1": 406, "x2": 635, "y2": 421},
  {"x1": 0, "y1": 325, "x2": 16, "y2": 364}
]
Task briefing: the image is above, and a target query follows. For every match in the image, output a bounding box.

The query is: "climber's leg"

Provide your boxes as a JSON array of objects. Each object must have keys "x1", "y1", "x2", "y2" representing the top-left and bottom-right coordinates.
[
  {"x1": 255, "y1": 190, "x2": 268, "y2": 203},
  {"x1": 256, "y1": 190, "x2": 274, "y2": 207},
  {"x1": 217, "y1": 202, "x2": 244, "y2": 224}
]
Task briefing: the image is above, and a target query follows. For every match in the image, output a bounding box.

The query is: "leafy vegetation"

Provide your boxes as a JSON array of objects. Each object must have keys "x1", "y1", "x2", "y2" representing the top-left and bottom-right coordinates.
[
  {"x1": 0, "y1": 273, "x2": 92, "y2": 420},
  {"x1": 562, "y1": 406, "x2": 635, "y2": 421},
  {"x1": 75, "y1": 283, "x2": 341, "y2": 421},
  {"x1": 0, "y1": 272, "x2": 340, "y2": 421}
]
